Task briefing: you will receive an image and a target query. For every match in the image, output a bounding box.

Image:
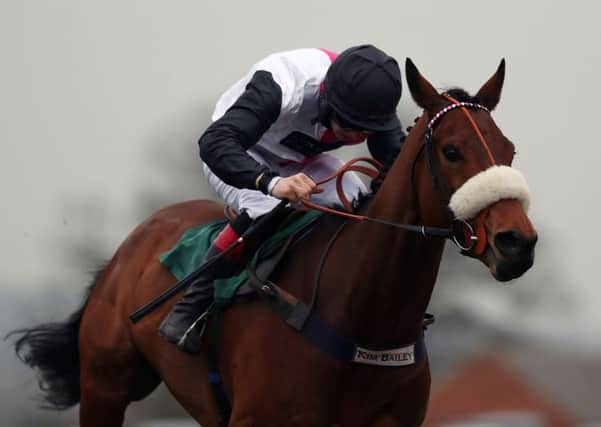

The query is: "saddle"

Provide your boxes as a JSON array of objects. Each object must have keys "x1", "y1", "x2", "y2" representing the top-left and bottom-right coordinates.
[{"x1": 211, "y1": 208, "x2": 323, "y2": 308}]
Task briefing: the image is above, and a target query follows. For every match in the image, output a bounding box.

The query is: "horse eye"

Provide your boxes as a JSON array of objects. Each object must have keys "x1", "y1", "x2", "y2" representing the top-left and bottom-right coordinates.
[{"x1": 443, "y1": 145, "x2": 463, "y2": 162}]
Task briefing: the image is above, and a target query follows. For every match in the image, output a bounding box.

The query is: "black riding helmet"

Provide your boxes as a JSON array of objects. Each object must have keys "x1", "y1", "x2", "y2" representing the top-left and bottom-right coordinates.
[{"x1": 323, "y1": 44, "x2": 402, "y2": 132}]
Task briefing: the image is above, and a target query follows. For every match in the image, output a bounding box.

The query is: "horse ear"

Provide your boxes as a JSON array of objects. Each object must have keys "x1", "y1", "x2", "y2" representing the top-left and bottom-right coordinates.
[
  {"x1": 405, "y1": 58, "x2": 444, "y2": 113},
  {"x1": 476, "y1": 58, "x2": 505, "y2": 111}
]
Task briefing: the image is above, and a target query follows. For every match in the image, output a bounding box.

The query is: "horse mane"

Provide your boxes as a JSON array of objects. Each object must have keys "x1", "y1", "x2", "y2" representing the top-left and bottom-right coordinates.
[{"x1": 443, "y1": 87, "x2": 480, "y2": 103}]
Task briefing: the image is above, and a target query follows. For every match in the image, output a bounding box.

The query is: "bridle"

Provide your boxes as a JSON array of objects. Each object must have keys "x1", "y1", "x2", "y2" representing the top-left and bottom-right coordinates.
[{"x1": 301, "y1": 94, "x2": 497, "y2": 254}]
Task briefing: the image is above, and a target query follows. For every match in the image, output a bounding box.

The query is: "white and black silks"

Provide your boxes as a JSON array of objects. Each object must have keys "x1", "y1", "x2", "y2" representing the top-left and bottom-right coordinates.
[{"x1": 198, "y1": 49, "x2": 406, "y2": 195}]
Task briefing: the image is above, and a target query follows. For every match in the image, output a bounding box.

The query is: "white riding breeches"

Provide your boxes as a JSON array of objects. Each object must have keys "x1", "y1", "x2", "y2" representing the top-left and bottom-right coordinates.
[{"x1": 203, "y1": 150, "x2": 367, "y2": 219}]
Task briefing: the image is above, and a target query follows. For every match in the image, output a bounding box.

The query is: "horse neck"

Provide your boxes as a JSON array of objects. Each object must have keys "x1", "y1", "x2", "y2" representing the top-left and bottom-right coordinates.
[
  {"x1": 329, "y1": 116, "x2": 448, "y2": 346},
  {"x1": 367, "y1": 115, "x2": 448, "y2": 228}
]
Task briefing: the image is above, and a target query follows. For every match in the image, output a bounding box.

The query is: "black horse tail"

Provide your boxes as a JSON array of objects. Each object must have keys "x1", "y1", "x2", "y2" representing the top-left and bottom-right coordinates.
[{"x1": 7, "y1": 266, "x2": 105, "y2": 410}]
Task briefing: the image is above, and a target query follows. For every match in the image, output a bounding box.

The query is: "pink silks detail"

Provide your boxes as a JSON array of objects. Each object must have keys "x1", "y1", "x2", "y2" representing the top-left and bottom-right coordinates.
[
  {"x1": 320, "y1": 129, "x2": 337, "y2": 143},
  {"x1": 318, "y1": 48, "x2": 338, "y2": 62},
  {"x1": 318, "y1": 48, "x2": 339, "y2": 92}
]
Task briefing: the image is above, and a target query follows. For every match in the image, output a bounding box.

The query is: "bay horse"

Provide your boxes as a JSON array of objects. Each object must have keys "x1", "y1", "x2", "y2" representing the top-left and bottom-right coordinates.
[{"x1": 11, "y1": 58, "x2": 537, "y2": 426}]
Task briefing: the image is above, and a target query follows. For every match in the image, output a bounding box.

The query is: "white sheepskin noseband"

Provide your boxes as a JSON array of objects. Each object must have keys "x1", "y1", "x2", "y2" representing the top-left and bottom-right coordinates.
[{"x1": 449, "y1": 165, "x2": 530, "y2": 220}]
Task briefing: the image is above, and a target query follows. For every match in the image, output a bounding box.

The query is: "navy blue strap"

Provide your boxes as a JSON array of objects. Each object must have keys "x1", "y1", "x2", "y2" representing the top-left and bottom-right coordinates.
[
  {"x1": 301, "y1": 310, "x2": 357, "y2": 361},
  {"x1": 300, "y1": 309, "x2": 427, "y2": 366}
]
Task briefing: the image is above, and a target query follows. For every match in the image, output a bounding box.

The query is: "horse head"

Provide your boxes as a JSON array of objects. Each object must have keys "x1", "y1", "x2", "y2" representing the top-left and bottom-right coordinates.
[{"x1": 405, "y1": 58, "x2": 537, "y2": 282}]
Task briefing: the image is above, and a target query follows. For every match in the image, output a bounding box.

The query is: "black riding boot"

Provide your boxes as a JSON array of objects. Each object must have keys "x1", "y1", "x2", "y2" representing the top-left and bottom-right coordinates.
[
  {"x1": 158, "y1": 244, "x2": 234, "y2": 353},
  {"x1": 159, "y1": 210, "x2": 254, "y2": 353},
  {"x1": 159, "y1": 203, "x2": 292, "y2": 353}
]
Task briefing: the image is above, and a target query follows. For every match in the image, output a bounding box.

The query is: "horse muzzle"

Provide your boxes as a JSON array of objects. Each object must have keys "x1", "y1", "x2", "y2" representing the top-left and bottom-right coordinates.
[
  {"x1": 449, "y1": 165, "x2": 537, "y2": 282},
  {"x1": 487, "y1": 230, "x2": 537, "y2": 281}
]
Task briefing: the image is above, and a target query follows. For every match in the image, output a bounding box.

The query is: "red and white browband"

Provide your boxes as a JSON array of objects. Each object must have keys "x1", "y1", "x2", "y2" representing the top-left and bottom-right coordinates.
[{"x1": 427, "y1": 102, "x2": 490, "y2": 132}]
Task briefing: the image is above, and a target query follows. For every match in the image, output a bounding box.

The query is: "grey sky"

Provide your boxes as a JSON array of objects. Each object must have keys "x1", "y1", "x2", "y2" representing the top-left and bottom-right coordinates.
[{"x1": 1, "y1": 1, "x2": 600, "y2": 353}]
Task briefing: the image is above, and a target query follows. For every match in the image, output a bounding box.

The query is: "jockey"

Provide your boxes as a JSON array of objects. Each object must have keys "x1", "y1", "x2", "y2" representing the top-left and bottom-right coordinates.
[{"x1": 159, "y1": 44, "x2": 406, "y2": 352}]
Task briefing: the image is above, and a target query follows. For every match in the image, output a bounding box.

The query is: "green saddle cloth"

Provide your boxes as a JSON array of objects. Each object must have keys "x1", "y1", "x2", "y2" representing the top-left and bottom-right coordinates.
[{"x1": 160, "y1": 210, "x2": 322, "y2": 308}]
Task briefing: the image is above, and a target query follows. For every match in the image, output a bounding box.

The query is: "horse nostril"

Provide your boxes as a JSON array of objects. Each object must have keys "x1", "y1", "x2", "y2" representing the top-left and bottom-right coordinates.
[{"x1": 494, "y1": 231, "x2": 537, "y2": 257}]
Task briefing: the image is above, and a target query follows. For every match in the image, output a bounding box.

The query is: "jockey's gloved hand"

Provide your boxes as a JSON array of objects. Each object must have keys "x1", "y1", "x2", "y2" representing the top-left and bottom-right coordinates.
[{"x1": 270, "y1": 173, "x2": 323, "y2": 202}]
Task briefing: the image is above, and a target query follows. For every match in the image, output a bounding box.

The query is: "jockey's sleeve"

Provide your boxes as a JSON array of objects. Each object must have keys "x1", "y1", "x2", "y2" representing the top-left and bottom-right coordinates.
[
  {"x1": 198, "y1": 70, "x2": 282, "y2": 194},
  {"x1": 367, "y1": 125, "x2": 406, "y2": 194},
  {"x1": 366, "y1": 124, "x2": 406, "y2": 165}
]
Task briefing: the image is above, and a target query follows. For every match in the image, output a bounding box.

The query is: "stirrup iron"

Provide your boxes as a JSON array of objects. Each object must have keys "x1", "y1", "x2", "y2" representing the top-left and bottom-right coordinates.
[{"x1": 177, "y1": 304, "x2": 213, "y2": 349}]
